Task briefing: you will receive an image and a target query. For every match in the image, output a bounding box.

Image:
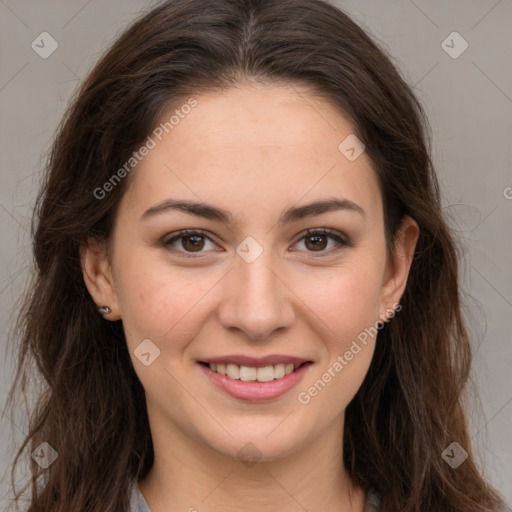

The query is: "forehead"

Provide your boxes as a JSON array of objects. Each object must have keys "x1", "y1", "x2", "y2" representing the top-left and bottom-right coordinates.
[
  {"x1": 120, "y1": 83, "x2": 382, "y2": 226},
  {"x1": 163, "y1": 83, "x2": 354, "y2": 159}
]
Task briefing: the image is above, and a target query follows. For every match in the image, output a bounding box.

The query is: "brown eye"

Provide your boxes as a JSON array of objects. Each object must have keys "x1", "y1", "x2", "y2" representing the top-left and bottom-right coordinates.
[
  {"x1": 304, "y1": 234, "x2": 329, "y2": 251},
  {"x1": 181, "y1": 234, "x2": 205, "y2": 252},
  {"x1": 292, "y1": 228, "x2": 352, "y2": 256},
  {"x1": 163, "y1": 229, "x2": 218, "y2": 256}
]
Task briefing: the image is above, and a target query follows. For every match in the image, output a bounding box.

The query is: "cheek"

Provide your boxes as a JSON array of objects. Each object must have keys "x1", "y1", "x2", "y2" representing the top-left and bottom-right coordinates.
[
  {"x1": 296, "y1": 269, "x2": 381, "y2": 413},
  {"x1": 297, "y1": 263, "x2": 383, "y2": 342},
  {"x1": 114, "y1": 251, "x2": 217, "y2": 345}
]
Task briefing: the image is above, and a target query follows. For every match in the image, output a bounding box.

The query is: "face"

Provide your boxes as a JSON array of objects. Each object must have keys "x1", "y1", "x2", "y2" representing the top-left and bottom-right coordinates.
[{"x1": 83, "y1": 82, "x2": 418, "y2": 462}]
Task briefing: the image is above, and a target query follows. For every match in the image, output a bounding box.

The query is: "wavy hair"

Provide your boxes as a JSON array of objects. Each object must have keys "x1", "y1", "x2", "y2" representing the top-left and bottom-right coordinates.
[{"x1": 4, "y1": 0, "x2": 508, "y2": 511}]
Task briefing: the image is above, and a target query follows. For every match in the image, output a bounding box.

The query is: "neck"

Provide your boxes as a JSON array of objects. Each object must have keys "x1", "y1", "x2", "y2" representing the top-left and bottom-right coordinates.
[{"x1": 138, "y1": 413, "x2": 366, "y2": 512}]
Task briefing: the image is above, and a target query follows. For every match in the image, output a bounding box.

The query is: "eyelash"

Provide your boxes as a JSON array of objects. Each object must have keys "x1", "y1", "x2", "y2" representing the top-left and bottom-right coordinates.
[{"x1": 161, "y1": 228, "x2": 353, "y2": 258}]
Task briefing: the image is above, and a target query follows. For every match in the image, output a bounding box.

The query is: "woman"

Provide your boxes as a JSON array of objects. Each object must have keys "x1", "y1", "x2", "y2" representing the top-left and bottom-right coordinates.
[{"x1": 5, "y1": 0, "x2": 510, "y2": 511}]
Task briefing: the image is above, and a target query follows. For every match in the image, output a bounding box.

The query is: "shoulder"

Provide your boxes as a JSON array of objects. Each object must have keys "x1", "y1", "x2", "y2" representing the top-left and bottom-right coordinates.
[
  {"x1": 127, "y1": 481, "x2": 151, "y2": 512},
  {"x1": 361, "y1": 489, "x2": 512, "y2": 512}
]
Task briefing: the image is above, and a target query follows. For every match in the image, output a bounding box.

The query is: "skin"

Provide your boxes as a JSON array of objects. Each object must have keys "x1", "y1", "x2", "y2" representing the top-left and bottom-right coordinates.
[{"x1": 82, "y1": 81, "x2": 419, "y2": 512}]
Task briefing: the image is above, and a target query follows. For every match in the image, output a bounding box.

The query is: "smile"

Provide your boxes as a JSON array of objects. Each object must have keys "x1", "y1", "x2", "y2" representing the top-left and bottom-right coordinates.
[
  {"x1": 198, "y1": 360, "x2": 313, "y2": 401},
  {"x1": 205, "y1": 362, "x2": 301, "y2": 382}
]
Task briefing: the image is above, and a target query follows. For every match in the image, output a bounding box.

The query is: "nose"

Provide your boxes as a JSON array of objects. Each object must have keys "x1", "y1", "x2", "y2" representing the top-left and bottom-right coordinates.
[{"x1": 217, "y1": 247, "x2": 296, "y2": 341}]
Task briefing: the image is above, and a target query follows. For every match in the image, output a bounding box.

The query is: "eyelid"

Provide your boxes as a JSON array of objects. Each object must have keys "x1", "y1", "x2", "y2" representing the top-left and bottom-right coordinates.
[
  {"x1": 161, "y1": 229, "x2": 219, "y2": 257},
  {"x1": 161, "y1": 227, "x2": 352, "y2": 257},
  {"x1": 290, "y1": 227, "x2": 353, "y2": 256},
  {"x1": 298, "y1": 227, "x2": 351, "y2": 245}
]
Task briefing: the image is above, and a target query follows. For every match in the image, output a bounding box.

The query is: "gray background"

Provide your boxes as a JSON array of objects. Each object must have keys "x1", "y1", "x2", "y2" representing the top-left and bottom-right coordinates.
[{"x1": 0, "y1": 0, "x2": 511, "y2": 509}]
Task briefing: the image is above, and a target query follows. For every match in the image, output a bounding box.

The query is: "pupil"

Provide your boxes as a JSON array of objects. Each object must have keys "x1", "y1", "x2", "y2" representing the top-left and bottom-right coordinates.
[
  {"x1": 184, "y1": 235, "x2": 204, "y2": 251},
  {"x1": 307, "y1": 235, "x2": 326, "y2": 251}
]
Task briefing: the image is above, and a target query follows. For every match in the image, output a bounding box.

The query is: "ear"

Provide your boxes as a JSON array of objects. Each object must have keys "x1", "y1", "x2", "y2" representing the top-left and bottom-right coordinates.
[
  {"x1": 79, "y1": 239, "x2": 121, "y2": 320},
  {"x1": 379, "y1": 215, "x2": 419, "y2": 320}
]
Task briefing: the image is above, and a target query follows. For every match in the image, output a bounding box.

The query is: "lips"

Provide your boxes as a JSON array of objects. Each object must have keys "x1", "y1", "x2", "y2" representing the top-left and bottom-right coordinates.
[{"x1": 197, "y1": 354, "x2": 313, "y2": 401}]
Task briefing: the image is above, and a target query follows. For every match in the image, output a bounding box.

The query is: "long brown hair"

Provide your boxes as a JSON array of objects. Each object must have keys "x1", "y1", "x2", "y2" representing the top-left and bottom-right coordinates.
[{"x1": 4, "y1": 0, "x2": 509, "y2": 511}]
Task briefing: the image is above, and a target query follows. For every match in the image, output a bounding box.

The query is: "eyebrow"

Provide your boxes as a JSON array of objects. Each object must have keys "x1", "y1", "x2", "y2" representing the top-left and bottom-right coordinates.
[{"x1": 141, "y1": 197, "x2": 365, "y2": 223}]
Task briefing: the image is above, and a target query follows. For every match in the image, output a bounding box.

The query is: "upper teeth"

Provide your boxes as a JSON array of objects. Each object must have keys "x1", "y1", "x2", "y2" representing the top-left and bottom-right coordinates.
[{"x1": 209, "y1": 363, "x2": 298, "y2": 382}]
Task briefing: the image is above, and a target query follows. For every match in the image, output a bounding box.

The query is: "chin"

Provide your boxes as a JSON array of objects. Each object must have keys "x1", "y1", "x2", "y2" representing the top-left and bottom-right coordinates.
[{"x1": 200, "y1": 420, "x2": 309, "y2": 463}]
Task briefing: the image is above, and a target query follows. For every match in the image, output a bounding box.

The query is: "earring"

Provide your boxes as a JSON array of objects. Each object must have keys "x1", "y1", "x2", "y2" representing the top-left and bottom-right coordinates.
[
  {"x1": 98, "y1": 306, "x2": 112, "y2": 316},
  {"x1": 378, "y1": 307, "x2": 394, "y2": 323}
]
